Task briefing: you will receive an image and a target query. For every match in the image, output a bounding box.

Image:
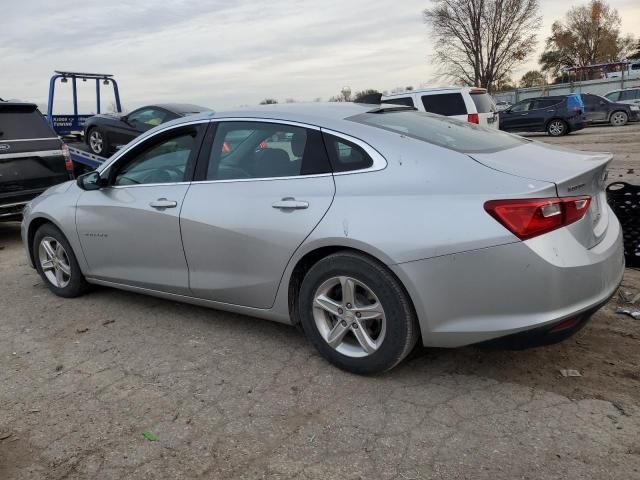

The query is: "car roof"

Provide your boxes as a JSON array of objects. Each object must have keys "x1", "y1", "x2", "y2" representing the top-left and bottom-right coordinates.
[
  {"x1": 383, "y1": 86, "x2": 487, "y2": 98},
  {"x1": 151, "y1": 103, "x2": 212, "y2": 114},
  {"x1": 166, "y1": 102, "x2": 389, "y2": 127}
]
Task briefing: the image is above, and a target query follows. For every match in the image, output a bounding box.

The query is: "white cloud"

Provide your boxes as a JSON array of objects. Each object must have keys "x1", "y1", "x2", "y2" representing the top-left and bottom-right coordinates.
[{"x1": 2, "y1": 0, "x2": 638, "y2": 111}]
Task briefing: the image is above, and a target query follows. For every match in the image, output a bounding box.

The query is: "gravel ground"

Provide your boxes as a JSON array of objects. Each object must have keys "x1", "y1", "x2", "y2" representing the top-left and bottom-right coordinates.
[{"x1": 1, "y1": 124, "x2": 639, "y2": 479}]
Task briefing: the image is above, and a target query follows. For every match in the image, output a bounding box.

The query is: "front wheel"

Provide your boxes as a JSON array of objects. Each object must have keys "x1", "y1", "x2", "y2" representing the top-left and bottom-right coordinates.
[
  {"x1": 298, "y1": 252, "x2": 419, "y2": 374},
  {"x1": 610, "y1": 111, "x2": 628, "y2": 127},
  {"x1": 547, "y1": 119, "x2": 567, "y2": 136},
  {"x1": 33, "y1": 223, "x2": 89, "y2": 298}
]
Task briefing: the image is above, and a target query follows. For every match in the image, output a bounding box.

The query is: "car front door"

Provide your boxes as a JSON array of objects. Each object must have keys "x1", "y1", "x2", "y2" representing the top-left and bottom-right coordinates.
[
  {"x1": 76, "y1": 123, "x2": 206, "y2": 294},
  {"x1": 582, "y1": 94, "x2": 608, "y2": 123},
  {"x1": 180, "y1": 120, "x2": 336, "y2": 308}
]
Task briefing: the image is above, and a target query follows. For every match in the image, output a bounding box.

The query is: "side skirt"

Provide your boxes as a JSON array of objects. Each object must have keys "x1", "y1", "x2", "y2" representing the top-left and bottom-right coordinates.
[{"x1": 85, "y1": 277, "x2": 292, "y2": 325}]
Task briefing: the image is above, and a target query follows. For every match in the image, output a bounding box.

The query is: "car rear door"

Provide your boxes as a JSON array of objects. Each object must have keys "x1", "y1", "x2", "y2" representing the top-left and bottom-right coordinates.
[
  {"x1": 75, "y1": 122, "x2": 206, "y2": 293},
  {"x1": 582, "y1": 94, "x2": 608, "y2": 122},
  {"x1": 179, "y1": 120, "x2": 335, "y2": 309},
  {"x1": 0, "y1": 103, "x2": 69, "y2": 208}
]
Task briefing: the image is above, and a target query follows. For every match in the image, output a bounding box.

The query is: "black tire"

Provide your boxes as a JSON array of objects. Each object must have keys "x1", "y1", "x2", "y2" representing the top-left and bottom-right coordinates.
[
  {"x1": 546, "y1": 119, "x2": 567, "y2": 136},
  {"x1": 86, "y1": 127, "x2": 110, "y2": 155},
  {"x1": 298, "y1": 251, "x2": 419, "y2": 374},
  {"x1": 610, "y1": 110, "x2": 628, "y2": 127},
  {"x1": 33, "y1": 223, "x2": 89, "y2": 298}
]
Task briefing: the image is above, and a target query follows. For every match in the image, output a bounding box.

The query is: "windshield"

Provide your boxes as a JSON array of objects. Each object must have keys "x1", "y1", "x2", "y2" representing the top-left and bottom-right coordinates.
[
  {"x1": 348, "y1": 110, "x2": 526, "y2": 154},
  {"x1": 470, "y1": 92, "x2": 496, "y2": 113}
]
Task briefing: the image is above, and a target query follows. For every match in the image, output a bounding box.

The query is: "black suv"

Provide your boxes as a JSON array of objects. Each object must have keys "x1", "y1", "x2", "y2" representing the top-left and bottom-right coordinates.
[
  {"x1": 499, "y1": 95, "x2": 585, "y2": 136},
  {"x1": 581, "y1": 93, "x2": 639, "y2": 127},
  {"x1": 0, "y1": 102, "x2": 72, "y2": 221}
]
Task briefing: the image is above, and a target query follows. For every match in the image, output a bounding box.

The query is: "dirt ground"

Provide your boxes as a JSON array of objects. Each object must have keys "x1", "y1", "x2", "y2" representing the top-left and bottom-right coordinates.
[{"x1": 1, "y1": 124, "x2": 639, "y2": 479}]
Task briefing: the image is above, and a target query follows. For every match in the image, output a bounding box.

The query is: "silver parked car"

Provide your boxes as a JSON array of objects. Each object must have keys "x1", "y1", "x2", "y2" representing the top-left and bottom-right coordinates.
[{"x1": 21, "y1": 103, "x2": 624, "y2": 374}]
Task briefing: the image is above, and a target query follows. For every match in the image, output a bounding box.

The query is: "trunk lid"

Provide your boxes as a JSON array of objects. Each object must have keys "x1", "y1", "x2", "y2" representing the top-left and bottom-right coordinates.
[{"x1": 470, "y1": 141, "x2": 611, "y2": 248}]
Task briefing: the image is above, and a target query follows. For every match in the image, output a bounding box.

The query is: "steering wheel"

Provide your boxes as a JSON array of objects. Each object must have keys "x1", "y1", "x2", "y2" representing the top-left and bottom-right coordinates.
[{"x1": 140, "y1": 169, "x2": 172, "y2": 184}]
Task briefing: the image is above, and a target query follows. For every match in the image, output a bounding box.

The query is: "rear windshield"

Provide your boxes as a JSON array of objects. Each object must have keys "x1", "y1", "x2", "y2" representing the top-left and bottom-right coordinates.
[
  {"x1": 348, "y1": 110, "x2": 526, "y2": 154},
  {"x1": 0, "y1": 107, "x2": 56, "y2": 140},
  {"x1": 421, "y1": 93, "x2": 467, "y2": 116},
  {"x1": 470, "y1": 92, "x2": 496, "y2": 113}
]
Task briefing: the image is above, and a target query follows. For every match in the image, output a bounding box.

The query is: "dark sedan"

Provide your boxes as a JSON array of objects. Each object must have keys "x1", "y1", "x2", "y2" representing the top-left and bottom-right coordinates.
[
  {"x1": 84, "y1": 103, "x2": 211, "y2": 155},
  {"x1": 581, "y1": 93, "x2": 639, "y2": 127}
]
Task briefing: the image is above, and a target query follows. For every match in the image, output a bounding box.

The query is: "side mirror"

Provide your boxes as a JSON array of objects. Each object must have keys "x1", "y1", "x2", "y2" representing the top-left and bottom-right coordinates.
[
  {"x1": 121, "y1": 115, "x2": 129, "y2": 124},
  {"x1": 76, "y1": 171, "x2": 105, "y2": 191}
]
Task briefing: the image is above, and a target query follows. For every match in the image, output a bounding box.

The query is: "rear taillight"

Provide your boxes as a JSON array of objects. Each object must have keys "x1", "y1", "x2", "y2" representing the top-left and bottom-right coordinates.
[
  {"x1": 468, "y1": 113, "x2": 479, "y2": 124},
  {"x1": 62, "y1": 144, "x2": 74, "y2": 178},
  {"x1": 484, "y1": 196, "x2": 591, "y2": 240}
]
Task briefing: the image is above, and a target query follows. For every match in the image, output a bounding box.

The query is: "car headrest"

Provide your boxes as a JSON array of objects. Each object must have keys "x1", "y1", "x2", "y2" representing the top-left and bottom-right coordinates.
[
  {"x1": 253, "y1": 148, "x2": 291, "y2": 177},
  {"x1": 291, "y1": 131, "x2": 307, "y2": 158}
]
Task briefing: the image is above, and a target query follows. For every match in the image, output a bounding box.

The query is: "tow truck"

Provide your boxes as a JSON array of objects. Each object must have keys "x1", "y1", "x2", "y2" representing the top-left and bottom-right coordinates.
[{"x1": 46, "y1": 70, "x2": 122, "y2": 172}]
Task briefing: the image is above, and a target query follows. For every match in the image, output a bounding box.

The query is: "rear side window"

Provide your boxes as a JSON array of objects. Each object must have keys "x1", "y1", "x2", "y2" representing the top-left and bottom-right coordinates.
[
  {"x1": 532, "y1": 99, "x2": 561, "y2": 109},
  {"x1": 348, "y1": 110, "x2": 526, "y2": 154},
  {"x1": 383, "y1": 97, "x2": 415, "y2": 107},
  {"x1": 0, "y1": 106, "x2": 56, "y2": 140},
  {"x1": 470, "y1": 93, "x2": 496, "y2": 113},
  {"x1": 206, "y1": 122, "x2": 331, "y2": 180},
  {"x1": 322, "y1": 134, "x2": 373, "y2": 172},
  {"x1": 421, "y1": 93, "x2": 467, "y2": 116}
]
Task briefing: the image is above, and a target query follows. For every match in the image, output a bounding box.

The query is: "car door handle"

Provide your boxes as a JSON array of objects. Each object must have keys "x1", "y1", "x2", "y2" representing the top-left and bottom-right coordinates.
[
  {"x1": 149, "y1": 198, "x2": 177, "y2": 209},
  {"x1": 520, "y1": 113, "x2": 529, "y2": 116},
  {"x1": 272, "y1": 197, "x2": 309, "y2": 210}
]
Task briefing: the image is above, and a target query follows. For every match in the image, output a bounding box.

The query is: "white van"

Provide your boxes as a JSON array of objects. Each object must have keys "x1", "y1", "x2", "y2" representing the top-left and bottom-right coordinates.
[
  {"x1": 605, "y1": 61, "x2": 640, "y2": 80},
  {"x1": 381, "y1": 87, "x2": 499, "y2": 128}
]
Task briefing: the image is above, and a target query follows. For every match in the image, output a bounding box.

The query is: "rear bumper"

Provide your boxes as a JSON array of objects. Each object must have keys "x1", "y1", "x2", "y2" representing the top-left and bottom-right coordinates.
[{"x1": 391, "y1": 214, "x2": 625, "y2": 348}]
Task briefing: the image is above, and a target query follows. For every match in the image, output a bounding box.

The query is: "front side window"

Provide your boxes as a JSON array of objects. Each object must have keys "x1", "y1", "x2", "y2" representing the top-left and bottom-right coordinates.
[
  {"x1": 620, "y1": 90, "x2": 639, "y2": 101},
  {"x1": 510, "y1": 101, "x2": 532, "y2": 112},
  {"x1": 421, "y1": 93, "x2": 467, "y2": 116},
  {"x1": 605, "y1": 91, "x2": 621, "y2": 102},
  {"x1": 348, "y1": 110, "x2": 526, "y2": 154},
  {"x1": 206, "y1": 122, "x2": 330, "y2": 181},
  {"x1": 128, "y1": 108, "x2": 169, "y2": 127},
  {"x1": 112, "y1": 132, "x2": 195, "y2": 185}
]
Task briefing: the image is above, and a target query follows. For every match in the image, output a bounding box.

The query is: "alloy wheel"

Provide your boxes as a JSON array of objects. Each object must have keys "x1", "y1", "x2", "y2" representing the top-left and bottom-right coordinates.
[
  {"x1": 548, "y1": 120, "x2": 565, "y2": 136},
  {"x1": 38, "y1": 236, "x2": 72, "y2": 288},
  {"x1": 89, "y1": 130, "x2": 103, "y2": 153},
  {"x1": 312, "y1": 276, "x2": 387, "y2": 358},
  {"x1": 611, "y1": 112, "x2": 627, "y2": 126}
]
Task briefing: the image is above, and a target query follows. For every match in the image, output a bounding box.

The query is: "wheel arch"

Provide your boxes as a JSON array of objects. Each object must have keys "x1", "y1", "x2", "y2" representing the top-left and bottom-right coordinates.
[
  {"x1": 26, "y1": 216, "x2": 68, "y2": 267},
  {"x1": 286, "y1": 243, "x2": 419, "y2": 335}
]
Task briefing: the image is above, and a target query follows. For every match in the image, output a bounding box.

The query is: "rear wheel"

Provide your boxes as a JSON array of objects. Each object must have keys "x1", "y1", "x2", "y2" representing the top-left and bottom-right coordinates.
[
  {"x1": 87, "y1": 128, "x2": 109, "y2": 155},
  {"x1": 298, "y1": 252, "x2": 419, "y2": 374},
  {"x1": 33, "y1": 223, "x2": 89, "y2": 298},
  {"x1": 610, "y1": 111, "x2": 628, "y2": 127},
  {"x1": 547, "y1": 119, "x2": 567, "y2": 136}
]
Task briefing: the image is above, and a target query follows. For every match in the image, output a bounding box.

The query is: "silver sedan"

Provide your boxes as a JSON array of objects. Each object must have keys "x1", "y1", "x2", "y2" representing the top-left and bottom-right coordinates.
[{"x1": 21, "y1": 103, "x2": 624, "y2": 374}]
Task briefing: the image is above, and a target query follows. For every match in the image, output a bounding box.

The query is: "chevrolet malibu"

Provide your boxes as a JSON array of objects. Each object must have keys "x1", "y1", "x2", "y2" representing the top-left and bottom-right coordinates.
[{"x1": 21, "y1": 103, "x2": 624, "y2": 374}]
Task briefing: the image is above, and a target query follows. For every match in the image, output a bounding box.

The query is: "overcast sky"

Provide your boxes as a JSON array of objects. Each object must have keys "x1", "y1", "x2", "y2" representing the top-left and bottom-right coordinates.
[{"x1": 1, "y1": 0, "x2": 639, "y2": 112}]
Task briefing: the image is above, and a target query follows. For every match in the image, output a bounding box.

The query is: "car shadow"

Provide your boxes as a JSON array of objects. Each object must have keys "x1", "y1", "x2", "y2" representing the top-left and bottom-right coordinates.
[{"x1": 0, "y1": 221, "x2": 22, "y2": 247}]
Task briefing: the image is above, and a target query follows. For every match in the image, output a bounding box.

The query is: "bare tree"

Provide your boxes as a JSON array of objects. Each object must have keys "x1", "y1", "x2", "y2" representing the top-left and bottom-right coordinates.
[{"x1": 424, "y1": 0, "x2": 541, "y2": 91}]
